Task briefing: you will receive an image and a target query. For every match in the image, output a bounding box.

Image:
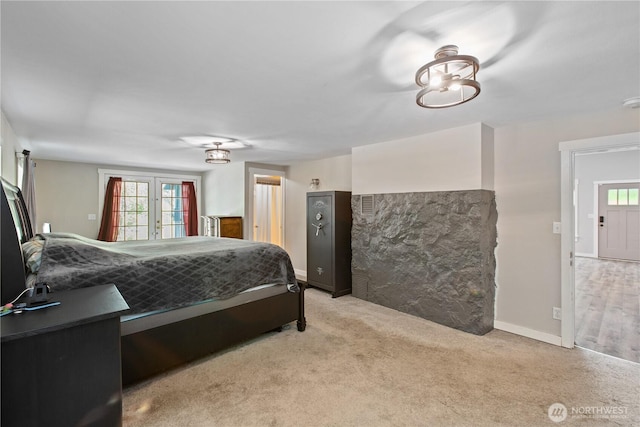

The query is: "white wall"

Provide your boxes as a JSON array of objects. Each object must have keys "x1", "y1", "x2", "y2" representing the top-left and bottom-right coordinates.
[
  {"x1": 285, "y1": 154, "x2": 352, "y2": 277},
  {"x1": 574, "y1": 150, "x2": 640, "y2": 257},
  {"x1": 352, "y1": 123, "x2": 493, "y2": 194},
  {"x1": 0, "y1": 111, "x2": 22, "y2": 185},
  {"x1": 494, "y1": 108, "x2": 640, "y2": 340},
  {"x1": 202, "y1": 162, "x2": 245, "y2": 217},
  {"x1": 35, "y1": 160, "x2": 101, "y2": 237},
  {"x1": 481, "y1": 124, "x2": 495, "y2": 190}
]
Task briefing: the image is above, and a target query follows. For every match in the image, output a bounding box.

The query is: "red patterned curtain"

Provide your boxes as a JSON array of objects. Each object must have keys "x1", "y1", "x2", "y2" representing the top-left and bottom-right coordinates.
[
  {"x1": 182, "y1": 181, "x2": 198, "y2": 236},
  {"x1": 97, "y1": 177, "x2": 122, "y2": 241}
]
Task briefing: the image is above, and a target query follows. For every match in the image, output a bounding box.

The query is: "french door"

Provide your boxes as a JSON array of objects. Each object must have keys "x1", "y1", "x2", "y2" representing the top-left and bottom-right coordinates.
[{"x1": 114, "y1": 177, "x2": 192, "y2": 241}]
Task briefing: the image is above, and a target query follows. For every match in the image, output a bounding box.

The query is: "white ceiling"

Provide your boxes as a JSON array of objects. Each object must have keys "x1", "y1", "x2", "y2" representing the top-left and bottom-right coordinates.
[{"x1": 2, "y1": 1, "x2": 639, "y2": 172}]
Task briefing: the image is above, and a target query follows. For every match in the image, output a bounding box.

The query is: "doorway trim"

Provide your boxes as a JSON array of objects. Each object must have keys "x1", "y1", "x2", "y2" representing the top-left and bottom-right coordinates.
[
  {"x1": 559, "y1": 132, "x2": 640, "y2": 348},
  {"x1": 246, "y1": 166, "x2": 286, "y2": 244}
]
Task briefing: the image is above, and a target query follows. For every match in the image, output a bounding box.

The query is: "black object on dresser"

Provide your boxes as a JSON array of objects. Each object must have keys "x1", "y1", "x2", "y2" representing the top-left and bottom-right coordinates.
[
  {"x1": 1, "y1": 284, "x2": 129, "y2": 427},
  {"x1": 306, "y1": 191, "x2": 352, "y2": 297}
]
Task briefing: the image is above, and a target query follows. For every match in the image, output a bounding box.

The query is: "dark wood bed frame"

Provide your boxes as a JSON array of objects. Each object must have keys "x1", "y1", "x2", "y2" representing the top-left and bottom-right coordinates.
[
  {"x1": 120, "y1": 286, "x2": 305, "y2": 385},
  {"x1": 1, "y1": 178, "x2": 306, "y2": 386}
]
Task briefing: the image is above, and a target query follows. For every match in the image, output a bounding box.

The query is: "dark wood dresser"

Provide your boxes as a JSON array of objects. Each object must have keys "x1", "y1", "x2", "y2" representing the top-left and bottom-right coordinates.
[
  {"x1": 306, "y1": 191, "x2": 352, "y2": 297},
  {"x1": 1, "y1": 284, "x2": 129, "y2": 427}
]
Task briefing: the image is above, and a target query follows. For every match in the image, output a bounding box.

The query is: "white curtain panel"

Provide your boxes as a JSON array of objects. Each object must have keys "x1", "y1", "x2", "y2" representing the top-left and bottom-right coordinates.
[{"x1": 253, "y1": 183, "x2": 282, "y2": 246}]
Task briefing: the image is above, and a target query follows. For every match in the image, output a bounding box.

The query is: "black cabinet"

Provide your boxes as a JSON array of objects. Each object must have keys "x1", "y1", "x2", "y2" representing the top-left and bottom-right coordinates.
[
  {"x1": 1, "y1": 284, "x2": 129, "y2": 427},
  {"x1": 306, "y1": 191, "x2": 352, "y2": 297}
]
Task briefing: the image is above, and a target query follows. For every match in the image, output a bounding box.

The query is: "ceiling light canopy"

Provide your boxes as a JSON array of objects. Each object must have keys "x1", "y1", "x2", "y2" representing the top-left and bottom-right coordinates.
[
  {"x1": 205, "y1": 142, "x2": 230, "y2": 164},
  {"x1": 415, "y1": 45, "x2": 480, "y2": 109}
]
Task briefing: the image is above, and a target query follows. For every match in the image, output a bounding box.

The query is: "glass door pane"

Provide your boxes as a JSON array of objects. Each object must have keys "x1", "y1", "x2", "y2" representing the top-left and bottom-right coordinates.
[
  {"x1": 116, "y1": 180, "x2": 152, "y2": 241},
  {"x1": 155, "y1": 179, "x2": 187, "y2": 239}
]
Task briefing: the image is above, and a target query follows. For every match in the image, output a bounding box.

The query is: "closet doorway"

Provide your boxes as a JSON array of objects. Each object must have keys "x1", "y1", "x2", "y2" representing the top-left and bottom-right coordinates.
[{"x1": 248, "y1": 168, "x2": 285, "y2": 247}]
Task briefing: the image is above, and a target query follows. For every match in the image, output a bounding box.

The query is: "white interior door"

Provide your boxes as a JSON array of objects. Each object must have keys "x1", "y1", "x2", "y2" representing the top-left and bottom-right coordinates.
[{"x1": 598, "y1": 182, "x2": 640, "y2": 261}]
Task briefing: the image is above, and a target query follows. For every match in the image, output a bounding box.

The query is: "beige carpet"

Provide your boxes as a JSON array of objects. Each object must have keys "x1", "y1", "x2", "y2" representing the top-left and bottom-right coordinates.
[{"x1": 123, "y1": 289, "x2": 639, "y2": 426}]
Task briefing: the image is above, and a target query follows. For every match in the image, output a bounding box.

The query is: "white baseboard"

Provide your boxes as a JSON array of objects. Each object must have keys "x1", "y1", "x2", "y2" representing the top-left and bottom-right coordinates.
[
  {"x1": 494, "y1": 320, "x2": 562, "y2": 346},
  {"x1": 294, "y1": 269, "x2": 307, "y2": 282},
  {"x1": 575, "y1": 252, "x2": 596, "y2": 258}
]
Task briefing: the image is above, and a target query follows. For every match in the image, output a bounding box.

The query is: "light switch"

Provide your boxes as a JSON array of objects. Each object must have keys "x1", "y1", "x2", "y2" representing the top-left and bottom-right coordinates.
[
  {"x1": 88, "y1": 214, "x2": 97, "y2": 221},
  {"x1": 552, "y1": 222, "x2": 561, "y2": 234}
]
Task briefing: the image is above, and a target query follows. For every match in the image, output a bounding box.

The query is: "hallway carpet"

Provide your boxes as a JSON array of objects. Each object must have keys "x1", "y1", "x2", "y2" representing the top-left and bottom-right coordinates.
[{"x1": 123, "y1": 288, "x2": 639, "y2": 426}]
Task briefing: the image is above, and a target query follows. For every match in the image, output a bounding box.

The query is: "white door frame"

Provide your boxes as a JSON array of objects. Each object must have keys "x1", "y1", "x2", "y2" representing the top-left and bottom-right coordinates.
[
  {"x1": 559, "y1": 132, "x2": 640, "y2": 348},
  {"x1": 246, "y1": 166, "x2": 286, "y2": 245}
]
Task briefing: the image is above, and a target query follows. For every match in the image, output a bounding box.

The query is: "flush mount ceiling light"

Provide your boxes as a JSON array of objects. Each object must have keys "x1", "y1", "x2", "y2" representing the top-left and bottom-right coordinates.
[
  {"x1": 623, "y1": 96, "x2": 640, "y2": 109},
  {"x1": 415, "y1": 45, "x2": 480, "y2": 109},
  {"x1": 205, "y1": 142, "x2": 230, "y2": 164}
]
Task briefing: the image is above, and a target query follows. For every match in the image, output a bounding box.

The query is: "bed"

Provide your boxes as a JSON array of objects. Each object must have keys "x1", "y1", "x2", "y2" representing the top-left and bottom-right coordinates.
[{"x1": 0, "y1": 178, "x2": 306, "y2": 386}]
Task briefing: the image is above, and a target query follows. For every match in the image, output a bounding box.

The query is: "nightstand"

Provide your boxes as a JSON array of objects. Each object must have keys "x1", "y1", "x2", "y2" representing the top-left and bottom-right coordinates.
[{"x1": 1, "y1": 284, "x2": 129, "y2": 427}]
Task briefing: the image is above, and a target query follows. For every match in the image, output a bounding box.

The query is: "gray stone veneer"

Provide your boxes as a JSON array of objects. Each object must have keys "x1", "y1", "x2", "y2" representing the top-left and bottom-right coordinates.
[{"x1": 351, "y1": 190, "x2": 497, "y2": 335}]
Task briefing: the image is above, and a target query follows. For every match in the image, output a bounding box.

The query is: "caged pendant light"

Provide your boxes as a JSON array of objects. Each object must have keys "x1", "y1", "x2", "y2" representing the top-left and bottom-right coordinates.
[
  {"x1": 415, "y1": 45, "x2": 480, "y2": 108},
  {"x1": 205, "y1": 142, "x2": 230, "y2": 164}
]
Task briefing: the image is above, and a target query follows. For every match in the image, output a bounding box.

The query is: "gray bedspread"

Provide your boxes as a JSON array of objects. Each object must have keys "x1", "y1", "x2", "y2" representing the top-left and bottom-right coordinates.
[{"x1": 36, "y1": 233, "x2": 298, "y2": 315}]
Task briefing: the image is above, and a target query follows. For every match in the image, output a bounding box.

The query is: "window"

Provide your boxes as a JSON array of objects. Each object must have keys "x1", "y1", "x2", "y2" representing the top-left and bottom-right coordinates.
[
  {"x1": 117, "y1": 181, "x2": 149, "y2": 241},
  {"x1": 160, "y1": 183, "x2": 185, "y2": 239},
  {"x1": 608, "y1": 188, "x2": 639, "y2": 206}
]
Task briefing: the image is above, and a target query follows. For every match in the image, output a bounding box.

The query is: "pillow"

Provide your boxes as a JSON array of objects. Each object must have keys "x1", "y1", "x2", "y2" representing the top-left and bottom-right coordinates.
[{"x1": 21, "y1": 238, "x2": 44, "y2": 273}]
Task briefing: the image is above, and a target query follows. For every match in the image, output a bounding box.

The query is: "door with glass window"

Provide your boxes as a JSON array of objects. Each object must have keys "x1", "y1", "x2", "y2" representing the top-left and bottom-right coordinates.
[
  {"x1": 115, "y1": 178, "x2": 194, "y2": 241},
  {"x1": 117, "y1": 179, "x2": 152, "y2": 241},
  {"x1": 598, "y1": 183, "x2": 640, "y2": 261},
  {"x1": 155, "y1": 179, "x2": 189, "y2": 239}
]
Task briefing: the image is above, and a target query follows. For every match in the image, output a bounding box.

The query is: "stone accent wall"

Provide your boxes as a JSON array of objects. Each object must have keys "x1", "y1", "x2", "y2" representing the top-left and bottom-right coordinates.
[{"x1": 351, "y1": 190, "x2": 497, "y2": 335}]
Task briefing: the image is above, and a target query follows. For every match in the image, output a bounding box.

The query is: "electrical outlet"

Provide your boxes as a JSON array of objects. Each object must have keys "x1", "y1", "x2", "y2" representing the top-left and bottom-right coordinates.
[{"x1": 553, "y1": 307, "x2": 562, "y2": 320}]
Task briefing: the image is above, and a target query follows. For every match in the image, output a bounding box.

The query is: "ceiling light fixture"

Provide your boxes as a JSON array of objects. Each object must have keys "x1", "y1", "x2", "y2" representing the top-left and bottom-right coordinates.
[
  {"x1": 623, "y1": 96, "x2": 640, "y2": 109},
  {"x1": 415, "y1": 45, "x2": 480, "y2": 109},
  {"x1": 205, "y1": 142, "x2": 230, "y2": 164}
]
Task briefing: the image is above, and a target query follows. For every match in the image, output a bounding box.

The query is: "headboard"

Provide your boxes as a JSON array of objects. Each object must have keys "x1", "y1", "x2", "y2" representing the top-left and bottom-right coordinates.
[{"x1": 1, "y1": 178, "x2": 32, "y2": 304}]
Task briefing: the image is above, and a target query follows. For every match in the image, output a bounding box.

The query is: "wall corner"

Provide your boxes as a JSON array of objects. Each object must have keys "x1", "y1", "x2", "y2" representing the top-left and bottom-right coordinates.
[{"x1": 481, "y1": 123, "x2": 495, "y2": 191}]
